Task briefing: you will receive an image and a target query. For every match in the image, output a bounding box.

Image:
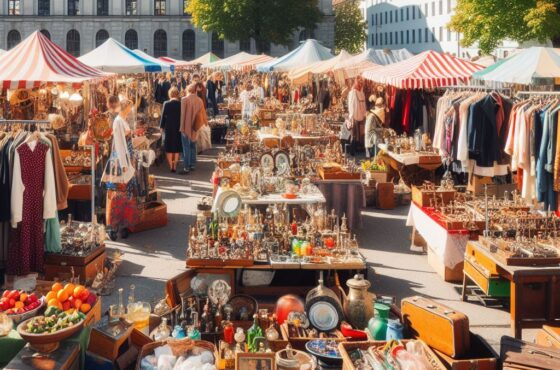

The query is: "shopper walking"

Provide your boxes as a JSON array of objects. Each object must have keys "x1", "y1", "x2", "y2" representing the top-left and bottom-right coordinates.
[
  {"x1": 154, "y1": 73, "x2": 171, "y2": 104},
  {"x1": 192, "y1": 73, "x2": 207, "y2": 108},
  {"x1": 179, "y1": 83, "x2": 206, "y2": 174},
  {"x1": 159, "y1": 87, "x2": 182, "y2": 172},
  {"x1": 240, "y1": 82, "x2": 257, "y2": 120},
  {"x1": 347, "y1": 76, "x2": 367, "y2": 156},
  {"x1": 206, "y1": 72, "x2": 219, "y2": 116}
]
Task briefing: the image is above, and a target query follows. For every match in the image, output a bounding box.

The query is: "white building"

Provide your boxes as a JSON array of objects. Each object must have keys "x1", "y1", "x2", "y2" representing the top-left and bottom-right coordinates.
[
  {"x1": 360, "y1": 0, "x2": 519, "y2": 59},
  {"x1": 0, "y1": 0, "x2": 334, "y2": 59}
]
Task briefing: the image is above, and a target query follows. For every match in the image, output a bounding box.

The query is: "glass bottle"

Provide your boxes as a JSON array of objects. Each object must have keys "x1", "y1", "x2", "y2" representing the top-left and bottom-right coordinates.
[
  {"x1": 367, "y1": 303, "x2": 390, "y2": 340},
  {"x1": 188, "y1": 312, "x2": 201, "y2": 340},
  {"x1": 234, "y1": 327, "x2": 245, "y2": 352},
  {"x1": 151, "y1": 317, "x2": 171, "y2": 341},
  {"x1": 247, "y1": 314, "x2": 263, "y2": 352},
  {"x1": 128, "y1": 284, "x2": 135, "y2": 305},
  {"x1": 265, "y1": 314, "x2": 279, "y2": 341},
  {"x1": 117, "y1": 288, "x2": 125, "y2": 318},
  {"x1": 223, "y1": 322, "x2": 234, "y2": 344}
]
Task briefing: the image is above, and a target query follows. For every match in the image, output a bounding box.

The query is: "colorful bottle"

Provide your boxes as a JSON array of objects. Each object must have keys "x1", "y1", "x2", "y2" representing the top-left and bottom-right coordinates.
[
  {"x1": 367, "y1": 303, "x2": 390, "y2": 340},
  {"x1": 223, "y1": 322, "x2": 234, "y2": 344},
  {"x1": 247, "y1": 314, "x2": 263, "y2": 352}
]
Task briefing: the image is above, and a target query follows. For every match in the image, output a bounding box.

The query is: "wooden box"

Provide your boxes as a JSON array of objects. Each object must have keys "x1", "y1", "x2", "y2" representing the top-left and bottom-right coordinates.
[
  {"x1": 428, "y1": 245, "x2": 464, "y2": 282},
  {"x1": 501, "y1": 335, "x2": 560, "y2": 370},
  {"x1": 128, "y1": 201, "x2": 168, "y2": 233},
  {"x1": 536, "y1": 325, "x2": 560, "y2": 349},
  {"x1": 318, "y1": 167, "x2": 361, "y2": 180},
  {"x1": 433, "y1": 333, "x2": 497, "y2": 370},
  {"x1": 463, "y1": 256, "x2": 510, "y2": 297},
  {"x1": 376, "y1": 182, "x2": 395, "y2": 209},
  {"x1": 87, "y1": 321, "x2": 134, "y2": 361},
  {"x1": 280, "y1": 322, "x2": 345, "y2": 351},
  {"x1": 338, "y1": 340, "x2": 446, "y2": 370},
  {"x1": 412, "y1": 186, "x2": 456, "y2": 207},
  {"x1": 44, "y1": 246, "x2": 106, "y2": 285},
  {"x1": 467, "y1": 175, "x2": 517, "y2": 196},
  {"x1": 369, "y1": 170, "x2": 388, "y2": 184}
]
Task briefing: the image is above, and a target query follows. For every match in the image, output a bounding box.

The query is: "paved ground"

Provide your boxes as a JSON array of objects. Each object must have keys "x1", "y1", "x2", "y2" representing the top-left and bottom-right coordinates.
[{"x1": 104, "y1": 146, "x2": 535, "y2": 351}]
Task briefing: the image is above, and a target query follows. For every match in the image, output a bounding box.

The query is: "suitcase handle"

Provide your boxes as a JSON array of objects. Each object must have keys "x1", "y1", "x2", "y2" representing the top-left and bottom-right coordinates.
[
  {"x1": 528, "y1": 349, "x2": 560, "y2": 359},
  {"x1": 425, "y1": 303, "x2": 455, "y2": 315}
]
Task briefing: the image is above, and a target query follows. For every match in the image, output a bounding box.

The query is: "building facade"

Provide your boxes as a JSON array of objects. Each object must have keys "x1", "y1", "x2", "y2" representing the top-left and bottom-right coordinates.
[
  {"x1": 0, "y1": 0, "x2": 335, "y2": 59},
  {"x1": 359, "y1": 0, "x2": 519, "y2": 59}
]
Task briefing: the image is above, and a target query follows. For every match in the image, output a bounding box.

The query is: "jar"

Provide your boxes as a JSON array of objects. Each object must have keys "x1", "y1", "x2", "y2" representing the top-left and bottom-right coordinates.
[
  {"x1": 367, "y1": 303, "x2": 390, "y2": 340},
  {"x1": 386, "y1": 319, "x2": 404, "y2": 341}
]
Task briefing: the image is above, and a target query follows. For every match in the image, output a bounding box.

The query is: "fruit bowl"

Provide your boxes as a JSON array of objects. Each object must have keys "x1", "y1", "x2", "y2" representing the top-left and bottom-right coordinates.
[
  {"x1": 17, "y1": 315, "x2": 85, "y2": 354},
  {"x1": 8, "y1": 297, "x2": 45, "y2": 324}
]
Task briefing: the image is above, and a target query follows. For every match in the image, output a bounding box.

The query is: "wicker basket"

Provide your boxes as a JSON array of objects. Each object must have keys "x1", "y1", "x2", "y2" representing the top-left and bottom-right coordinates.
[{"x1": 135, "y1": 338, "x2": 216, "y2": 370}]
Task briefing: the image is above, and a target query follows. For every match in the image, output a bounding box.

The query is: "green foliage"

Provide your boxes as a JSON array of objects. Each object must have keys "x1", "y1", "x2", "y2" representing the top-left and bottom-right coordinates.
[
  {"x1": 449, "y1": 0, "x2": 560, "y2": 54},
  {"x1": 334, "y1": 1, "x2": 367, "y2": 54},
  {"x1": 186, "y1": 0, "x2": 322, "y2": 53}
]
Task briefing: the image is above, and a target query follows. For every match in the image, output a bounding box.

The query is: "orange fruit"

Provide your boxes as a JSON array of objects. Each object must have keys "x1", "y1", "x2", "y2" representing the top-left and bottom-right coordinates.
[
  {"x1": 63, "y1": 283, "x2": 75, "y2": 296},
  {"x1": 51, "y1": 282, "x2": 63, "y2": 292},
  {"x1": 80, "y1": 303, "x2": 91, "y2": 313},
  {"x1": 14, "y1": 301, "x2": 24, "y2": 309},
  {"x1": 73, "y1": 285, "x2": 85, "y2": 299},
  {"x1": 73, "y1": 299, "x2": 82, "y2": 310},
  {"x1": 48, "y1": 298, "x2": 62, "y2": 310},
  {"x1": 19, "y1": 293, "x2": 28, "y2": 302},
  {"x1": 45, "y1": 291, "x2": 57, "y2": 302},
  {"x1": 56, "y1": 290, "x2": 69, "y2": 302}
]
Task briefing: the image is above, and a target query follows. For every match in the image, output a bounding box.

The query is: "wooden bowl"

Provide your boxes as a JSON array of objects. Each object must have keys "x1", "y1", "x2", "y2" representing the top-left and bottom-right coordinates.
[{"x1": 17, "y1": 316, "x2": 85, "y2": 354}]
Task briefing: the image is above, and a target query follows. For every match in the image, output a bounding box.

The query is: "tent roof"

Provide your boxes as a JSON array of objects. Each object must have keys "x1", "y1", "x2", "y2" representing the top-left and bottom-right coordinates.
[
  {"x1": 362, "y1": 50, "x2": 483, "y2": 89},
  {"x1": 257, "y1": 39, "x2": 333, "y2": 72},
  {"x1": 78, "y1": 38, "x2": 165, "y2": 73},
  {"x1": 473, "y1": 47, "x2": 560, "y2": 85},
  {"x1": 133, "y1": 49, "x2": 174, "y2": 72},
  {"x1": 234, "y1": 54, "x2": 276, "y2": 71},
  {"x1": 158, "y1": 57, "x2": 191, "y2": 67},
  {"x1": 184, "y1": 52, "x2": 221, "y2": 66},
  {"x1": 203, "y1": 52, "x2": 259, "y2": 69},
  {"x1": 0, "y1": 31, "x2": 110, "y2": 89},
  {"x1": 288, "y1": 50, "x2": 352, "y2": 84},
  {"x1": 335, "y1": 48, "x2": 412, "y2": 71}
]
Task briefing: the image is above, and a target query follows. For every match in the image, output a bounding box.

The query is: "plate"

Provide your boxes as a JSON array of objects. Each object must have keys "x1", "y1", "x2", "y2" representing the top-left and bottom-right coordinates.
[
  {"x1": 274, "y1": 151, "x2": 290, "y2": 176},
  {"x1": 260, "y1": 153, "x2": 274, "y2": 171},
  {"x1": 207, "y1": 279, "x2": 232, "y2": 306},
  {"x1": 303, "y1": 145, "x2": 314, "y2": 159},
  {"x1": 307, "y1": 301, "x2": 340, "y2": 332},
  {"x1": 216, "y1": 190, "x2": 242, "y2": 218}
]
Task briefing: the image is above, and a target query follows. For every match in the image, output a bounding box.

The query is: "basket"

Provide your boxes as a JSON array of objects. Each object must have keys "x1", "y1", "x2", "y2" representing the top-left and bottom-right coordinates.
[{"x1": 136, "y1": 338, "x2": 216, "y2": 370}]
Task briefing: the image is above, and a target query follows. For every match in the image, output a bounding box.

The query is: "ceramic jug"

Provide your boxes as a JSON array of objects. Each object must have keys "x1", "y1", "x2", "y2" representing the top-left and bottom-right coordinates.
[
  {"x1": 338, "y1": 274, "x2": 374, "y2": 330},
  {"x1": 367, "y1": 303, "x2": 390, "y2": 340}
]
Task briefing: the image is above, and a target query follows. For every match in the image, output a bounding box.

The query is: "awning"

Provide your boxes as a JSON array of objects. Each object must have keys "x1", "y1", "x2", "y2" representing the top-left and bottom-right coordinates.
[
  {"x1": 362, "y1": 50, "x2": 483, "y2": 89},
  {"x1": 257, "y1": 39, "x2": 333, "y2": 72},
  {"x1": 0, "y1": 31, "x2": 110, "y2": 89},
  {"x1": 133, "y1": 49, "x2": 174, "y2": 73},
  {"x1": 79, "y1": 38, "x2": 165, "y2": 73},
  {"x1": 158, "y1": 57, "x2": 191, "y2": 67},
  {"x1": 184, "y1": 52, "x2": 221, "y2": 66},
  {"x1": 288, "y1": 50, "x2": 352, "y2": 85},
  {"x1": 234, "y1": 54, "x2": 276, "y2": 71},
  {"x1": 204, "y1": 52, "x2": 275, "y2": 71}
]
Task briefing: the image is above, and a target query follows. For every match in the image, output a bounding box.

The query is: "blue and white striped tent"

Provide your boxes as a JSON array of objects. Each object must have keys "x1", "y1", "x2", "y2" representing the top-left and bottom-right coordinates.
[
  {"x1": 256, "y1": 39, "x2": 333, "y2": 72},
  {"x1": 79, "y1": 38, "x2": 170, "y2": 74},
  {"x1": 133, "y1": 49, "x2": 174, "y2": 73}
]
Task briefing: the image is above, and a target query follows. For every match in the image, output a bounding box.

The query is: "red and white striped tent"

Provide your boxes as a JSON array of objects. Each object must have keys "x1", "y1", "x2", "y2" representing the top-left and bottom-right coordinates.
[
  {"x1": 362, "y1": 50, "x2": 483, "y2": 89},
  {"x1": 0, "y1": 31, "x2": 110, "y2": 90},
  {"x1": 158, "y1": 56, "x2": 191, "y2": 67}
]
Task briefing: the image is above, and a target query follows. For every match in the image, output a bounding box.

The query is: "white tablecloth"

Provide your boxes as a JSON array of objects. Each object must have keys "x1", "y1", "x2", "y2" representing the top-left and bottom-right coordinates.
[
  {"x1": 241, "y1": 192, "x2": 326, "y2": 205},
  {"x1": 406, "y1": 203, "x2": 468, "y2": 269}
]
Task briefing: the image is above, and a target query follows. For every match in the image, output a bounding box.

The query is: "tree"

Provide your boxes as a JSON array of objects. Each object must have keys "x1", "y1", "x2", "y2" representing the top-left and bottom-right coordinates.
[
  {"x1": 334, "y1": 0, "x2": 367, "y2": 54},
  {"x1": 449, "y1": 0, "x2": 560, "y2": 54},
  {"x1": 186, "y1": 0, "x2": 322, "y2": 53}
]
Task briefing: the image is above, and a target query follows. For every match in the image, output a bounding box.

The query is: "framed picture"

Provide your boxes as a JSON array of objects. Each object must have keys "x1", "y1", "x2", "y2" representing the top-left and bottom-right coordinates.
[{"x1": 235, "y1": 352, "x2": 276, "y2": 370}]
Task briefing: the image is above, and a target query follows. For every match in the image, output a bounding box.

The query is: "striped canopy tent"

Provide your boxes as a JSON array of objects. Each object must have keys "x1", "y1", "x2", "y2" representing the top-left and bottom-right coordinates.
[
  {"x1": 234, "y1": 54, "x2": 276, "y2": 71},
  {"x1": 0, "y1": 31, "x2": 110, "y2": 90},
  {"x1": 204, "y1": 52, "x2": 275, "y2": 71},
  {"x1": 333, "y1": 48, "x2": 412, "y2": 80},
  {"x1": 362, "y1": 50, "x2": 483, "y2": 89},
  {"x1": 133, "y1": 49, "x2": 174, "y2": 72},
  {"x1": 183, "y1": 52, "x2": 221, "y2": 66},
  {"x1": 472, "y1": 47, "x2": 560, "y2": 85},
  {"x1": 257, "y1": 39, "x2": 333, "y2": 72},
  {"x1": 158, "y1": 56, "x2": 191, "y2": 68},
  {"x1": 0, "y1": 49, "x2": 6, "y2": 57},
  {"x1": 288, "y1": 50, "x2": 352, "y2": 85},
  {"x1": 78, "y1": 38, "x2": 165, "y2": 73}
]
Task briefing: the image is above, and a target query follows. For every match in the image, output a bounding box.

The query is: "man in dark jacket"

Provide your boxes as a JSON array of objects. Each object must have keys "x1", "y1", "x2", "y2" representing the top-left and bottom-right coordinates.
[
  {"x1": 206, "y1": 72, "x2": 219, "y2": 116},
  {"x1": 154, "y1": 73, "x2": 171, "y2": 104}
]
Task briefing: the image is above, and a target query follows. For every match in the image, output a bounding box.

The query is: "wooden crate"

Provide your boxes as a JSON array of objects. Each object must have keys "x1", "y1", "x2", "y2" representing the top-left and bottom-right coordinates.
[
  {"x1": 463, "y1": 257, "x2": 510, "y2": 297},
  {"x1": 338, "y1": 340, "x2": 446, "y2": 370},
  {"x1": 376, "y1": 182, "x2": 395, "y2": 209},
  {"x1": 128, "y1": 201, "x2": 168, "y2": 233},
  {"x1": 536, "y1": 326, "x2": 560, "y2": 349},
  {"x1": 369, "y1": 170, "x2": 388, "y2": 184},
  {"x1": 87, "y1": 321, "x2": 135, "y2": 361},
  {"x1": 44, "y1": 246, "x2": 106, "y2": 285},
  {"x1": 412, "y1": 186, "x2": 456, "y2": 207},
  {"x1": 280, "y1": 322, "x2": 345, "y2": 351}
]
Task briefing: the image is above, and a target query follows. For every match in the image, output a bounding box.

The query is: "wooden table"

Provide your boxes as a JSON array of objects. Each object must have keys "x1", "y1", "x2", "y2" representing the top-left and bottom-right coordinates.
[
  {"x1": 462, "y1": 241, "x2": 560, "y2": 338},
  {"x1": 377, "y1": 144, "x2": 442, "y2": 186}
]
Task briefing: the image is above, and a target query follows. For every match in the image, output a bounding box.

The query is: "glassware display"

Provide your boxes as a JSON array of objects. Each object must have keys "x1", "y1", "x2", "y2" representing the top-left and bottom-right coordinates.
[
  {"x1": 150, "y1": 317, "x2": 171, "y2": 341},
  {"x1": 367, "y1": 303, "x2": 390, "y2": 340},
  {"x1": 126, "y1": 301, "x2": 151, "y2": 335}
]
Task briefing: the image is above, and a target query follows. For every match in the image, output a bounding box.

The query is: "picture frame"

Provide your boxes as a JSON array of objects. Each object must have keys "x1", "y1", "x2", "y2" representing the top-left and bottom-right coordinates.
[{"x1": 235, "y1": 352, "x2": 276, "y2": 370}]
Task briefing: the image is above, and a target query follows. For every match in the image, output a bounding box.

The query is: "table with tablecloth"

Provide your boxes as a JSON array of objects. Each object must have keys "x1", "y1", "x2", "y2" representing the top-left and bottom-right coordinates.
[
  {"x1": 317, "y1": 180, "x2": 365, "y2": 231},
  {"x1": 406, "y1": 202, "x2": 469, "y2": 269}
]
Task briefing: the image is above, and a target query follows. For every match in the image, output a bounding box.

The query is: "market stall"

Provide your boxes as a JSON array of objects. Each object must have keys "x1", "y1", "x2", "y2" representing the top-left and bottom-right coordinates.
[
  {"x1": 288, "y1": 50, "x2": 352, "y2": 85},
  {"x1": 257, "y1": 39, "x2": 333, "y2": 72}
]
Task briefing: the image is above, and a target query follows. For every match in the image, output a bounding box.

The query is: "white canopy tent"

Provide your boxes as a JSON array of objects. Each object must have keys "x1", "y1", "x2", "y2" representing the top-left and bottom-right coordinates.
[
  {"x1": 288, "y1": 50, "x2": 352, "y2": 85},
  {"x1": 204, "y1": 52, "x2": 261, "y2": 69},
  {"x1": 256, "y1": 39, "x2": 333, "y2": 72},
  {"x1": 132, "y1": 49, "x2": 174, "y2": 72}
]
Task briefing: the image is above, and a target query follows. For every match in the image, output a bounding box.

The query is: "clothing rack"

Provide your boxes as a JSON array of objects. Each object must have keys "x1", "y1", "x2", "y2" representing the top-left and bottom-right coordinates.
[
  {"x1": 517, "y1": 91, "x2": 560, "y2": 97},
  {"x1": 446, "y1": 85, "x2": 512, "y2": 93}
]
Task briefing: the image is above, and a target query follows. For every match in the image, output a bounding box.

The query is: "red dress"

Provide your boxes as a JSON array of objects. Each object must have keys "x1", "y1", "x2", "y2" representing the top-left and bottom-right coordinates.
[{"x1": 7, "y1": 142, "x2": 48, "y2": 275}]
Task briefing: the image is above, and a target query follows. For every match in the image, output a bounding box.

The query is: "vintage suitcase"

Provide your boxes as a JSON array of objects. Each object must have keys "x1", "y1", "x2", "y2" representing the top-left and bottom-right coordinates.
[
  {"x1": 402, "y1": 296, "x2": 470, "y2": 358},
  {"x1": 535, "y1": 325, "x2": 560, "y2": 350},
  {"x1": 433, "y1": 333, "x2": 497, "y2": 370},
  {"x1": 501, "y1": 335, "x2": 560, "y2": 370},
  {"x1": 376, "y1": 182, "x2": 395, "y2": 209}
]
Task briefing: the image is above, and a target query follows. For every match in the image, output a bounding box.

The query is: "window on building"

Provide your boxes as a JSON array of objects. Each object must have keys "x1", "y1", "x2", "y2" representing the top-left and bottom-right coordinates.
[
  {"x1": 412, "y1": 30, "x2": 415, "y2": 43},
  {"x1": 125, "y1": 29, "x2": 138, "y2": 49},
  {"x1": 153, "y1": 29, "x2": 167, "y2": 57},
  {"x1": 371, "y1": 14, "x2": 374, "y2": 26},
  {"x1": 239, "y1": 38, "x2": 250, "y2": 53},
  {"x1": 406, "y1": 30, "x2": 409, "y2": 43},
  {"x1": 8, "y1": 0, "x2": 20, "y2": 15},
  {"x1": 154, "y1": 0, "x2": 166, "y2": 16},
  {"x1": 400, "y1": 8, "x2": 403, "y2": 22},
  {"x1": 211, "y1": 32, "x2": 224, "y2": 58},
  {"x1": 182, "y1": 30, "x2": 195, "y2": 59},
  {"x1": 97, "y1": 0, "x2": 108, "y2": 16},
  {"x1": 439, "y1": 0, "x2": 443, "y2": 15},
  {"x1": 424, "y1": 3, "x2": 428, "y2": 17},
  {"x1": 384, "y1": 11, "x2": 387, "y2": 24},
  {"x1": 395, "y1": 31, "x2": 398, "y2": 44},
  {"x1": 400, "y1": 31, "x2": 403, "y2": 44},
  {"x1": 418, "y1": 29, "x2": 422, "y2": 43},
  {"x1": 125, "y1": 0, "x2": 137, "y2": 15},
  {"x1": 390, "y1": 11, "x2": 392, "y2": 23},
  {"x1": 406, "y1": 7, "x2": 409, "y2": 20},
  {"x1": 418, "y1": 6, "x2": 422, "y2": 18},
  {"x1": 40, "y1": 29, "x2": 51, "y2": 40},
  {"x1": 66, "y1": 30, "x2": 80, "y2": 57},
  {"x1": 431, "y1": 1, "x2": 435, "y2": 16},
  {"x1": 394, "y1": 10, "x2": 398, "y2": 22},
  {"x1": 38, "y1": 0, "x2": 50, "y2": 16},
  {"x1": 374, "y1": 33, "x2": 377, "y2": 46},
  {"x1": 447, "y1": 0, "x2": 452, "y2": 13},
  {"x1": 68, "y1": 0, "x2": 79, "y2": 15},
  {"x1": 95, "y1": 30, "x2": 109, "y2": 47},
  {"x1": 425, "y1": 28, "x2": 428, "y2": 43},
  {"x1": 412, "y1": 6, "x2": 415, "y2": 19},
  {"x1": 384, "y1": 33, "x2": 387, "y2": 45},
  {"x1": 447, "y1": 28, "x2": 451, "y2": 41},
  {"x1": 432, "y1": 27, "x2": 436, "y2": 42},
  {"x1": 389, "y1": 32, "x2": 392, "y2": 44},
  {"x1": 7, "y1": 30, "x2": 21, "y2": 49},
  {"x1": 375, "y1": 13, "x2": 378, "y2": 26},
  {"x1": 371, "y1": 34, "x2": 373, "y2": 47}
]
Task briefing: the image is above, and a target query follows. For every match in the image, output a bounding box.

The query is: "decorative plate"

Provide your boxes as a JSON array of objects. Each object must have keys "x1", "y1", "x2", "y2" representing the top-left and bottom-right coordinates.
[
  {"x1": 216, "y1": 190, "x2": 242, "y2": 218},
  {"x1": 207, "y1": 279, "x2": 232, "y2": 306},
  {"x1": 274, "y1": 151, "x2": 290, "y2": 176},
  {"x1": 260, "y1": 152, "x2": 274, "y2": 171},
  {"x1": 307, "y1": 301, "x2": 340, "y2": 332}
]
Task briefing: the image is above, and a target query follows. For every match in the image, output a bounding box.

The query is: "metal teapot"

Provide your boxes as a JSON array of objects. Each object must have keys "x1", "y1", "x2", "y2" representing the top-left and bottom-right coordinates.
[{"x1": 338, "y1": 274, "x2": 375, "y2": 330}]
